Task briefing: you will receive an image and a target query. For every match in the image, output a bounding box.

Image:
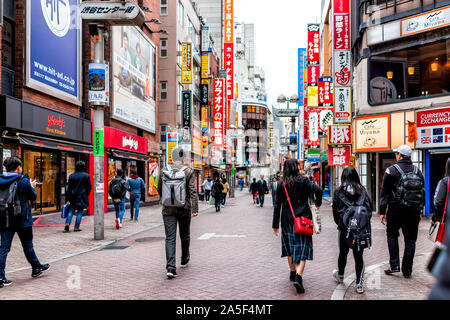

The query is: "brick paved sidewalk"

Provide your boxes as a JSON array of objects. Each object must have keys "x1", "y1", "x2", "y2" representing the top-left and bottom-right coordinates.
[{"x1": 4, "y1": 193, "x2": 226, "y2": 275}]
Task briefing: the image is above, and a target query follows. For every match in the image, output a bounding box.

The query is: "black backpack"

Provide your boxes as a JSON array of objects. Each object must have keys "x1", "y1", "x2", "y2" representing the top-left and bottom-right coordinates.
[
  {"x1": 109, "y1": 178, "x2": 124, "y2": 200},
  {"x1": 393, "y1": 164, "x2": 425, "y2": 210},
  {"x1": 339, "y1": 192, "x2": 372, "y2": 251},
  {"x1": 0, "y1": 176, "x2": 22, "y2": 228}
]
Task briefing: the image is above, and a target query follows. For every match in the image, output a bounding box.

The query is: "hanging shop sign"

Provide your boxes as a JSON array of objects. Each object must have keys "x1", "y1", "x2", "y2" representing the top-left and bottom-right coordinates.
[
  {"x1": 307, "y1": 149, "x2": 321, "y2": 162},
  {"x1": 319, "y1": 77, "x2": 333, "y2": 107},
  {"x1": 79, "y1": 1, "x2": 145, "y2": 26},
  {"x1": 93, "y1": 130, "x2": 104, "y2": 157},
  {"x1": 201, "y1": 25, "x2": 210, "y2": 52},
  {"x1": 307, "y1": 109, "x2": 320, "y2": 146},
  {"x1": 88, "y1": 62, "x2": 109, "y2": 105},
  {"x1": 298, "y1": 48, "x2": 307, "y2": 105},
  {"x1": 213, "y1": 78, "x2": 225, "y2": 147},
  {"x1": 416, "y1": 107, "x2": 450, "y2": 148},
  {"x1": 401, "y1": 6, "x2": 450, "y2": 37},
  {"x1": 328, "y1": 124, "x2": 352, "y2": 145},
  {"x1": 26, "y1": 0, "x2": 81, "y2": 105},
  {"x1": 334, "y1": 14, "x2": 350, "y2": 50},
  {"x1": 182, "y1": 90, "x2": 192, "y2": 130},
  {"x1": 104, "y1": 126, "x2": 148, "y2": 154},
  {"x1": 408, "y1": 121, "x2": 418, "y2": 143},
  {"x1": 319, "y1": 108, "x2": 334, "y2": 133},
  {"x1": 224, "y1": 43, "x2": 234, "y2": 100},
  {"x1": 355, "y1": 114, "x2": 391, "y2": 152},
  {"x1": 307, "y1": 86, "x2": 319, "y2": 107},
  {"x1": 166, "y1": 132, "x2": 179, "y2": 166},
  {"x1": 308, "y1": 66, "x2": 320, "y2": 86},
  {"x1": 334, "y1": 51, "x2": 351, "y2": 86},
  {"x1": 182, "y1": 42, "x2": 193, "y2": 84},
  {"x1": 201, "y1": 53, "x2": 209, "y2": 79},
  {"x1": 328, "y1": 146, "x2": 351, "y2": 166},
  {"x1": 334, "y1": 0, "x2": 350, "y2": 14},
  {"x1": 334, "y1": 87, "x2": 351, "y2": 123},
  {"x1": 201, "y1": 106, "x2": 209, "y2": 132},
  {"x1": 307, "y1": 24, "x2": 320, "y2": 65}
]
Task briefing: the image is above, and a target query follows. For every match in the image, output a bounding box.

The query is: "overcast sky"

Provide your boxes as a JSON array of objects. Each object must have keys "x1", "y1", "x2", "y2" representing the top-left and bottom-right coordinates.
[{"x1": 234, "y1": 0, "x2": 322, "y2": 107}]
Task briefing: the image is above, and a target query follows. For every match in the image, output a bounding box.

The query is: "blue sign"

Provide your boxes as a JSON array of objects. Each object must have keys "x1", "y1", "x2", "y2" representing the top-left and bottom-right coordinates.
[
  {"x1": 27, "y1": 0, "x2": 81, "y2": 104},
  {"x1": 298, "y1": 48, "x2": 307, "y2": 106}
]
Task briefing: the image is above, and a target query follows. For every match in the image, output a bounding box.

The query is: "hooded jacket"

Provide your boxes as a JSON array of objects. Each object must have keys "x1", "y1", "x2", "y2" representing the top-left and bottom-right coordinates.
[
  {"x1": 332, "y1": 184, "x2": 373, "y2": 231},
  {"x1": 433, "y1": 176, "x2": 449, "y2": 223},
  {"x1": 0, "y1": 172, "x2": 37, "y2": 228}
]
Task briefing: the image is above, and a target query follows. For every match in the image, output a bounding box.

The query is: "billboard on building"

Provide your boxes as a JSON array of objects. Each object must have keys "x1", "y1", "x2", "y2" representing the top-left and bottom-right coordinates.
[
  {"x1": 416, "y1": 107, "x2": 450, "y2": 148},
  {"x1": 355, "y1": 115, "x2": 391, "y2": 152},
  {"x1": 182, "y1": 42, "x2": 193, "y2": 84},
  {"x1": 26, "y1": 0, "x2": 82, "y2": 105},
  {"x1": 112, "y1": 26, "x2": 157, "y2": 133}
]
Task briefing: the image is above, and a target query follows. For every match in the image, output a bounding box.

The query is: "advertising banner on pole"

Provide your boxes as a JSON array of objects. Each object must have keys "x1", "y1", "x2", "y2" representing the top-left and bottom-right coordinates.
[
  {"x1": 182, "y1": 42, "x2": 193, "y2": 84},
  {"x1": 328, "y1": 146, "x2": 351, "y2": 166},
  {"x1": 224, "y1": 0, "x2": 234, "y2": 100},
  {"x1": 201, "y1": 53, "x2": 209, "y2": 79},
  {"x1": 26, "y1": 0, "x2": 81, "y2": 105},
  {"x1": 307, "y1": 66, "x2": 320, "y2": 86},
  {"x1": 201, "y1": 25, "x2": 210, "y2": 52},
  {"x1": 334, "y1": 14, "x2": 350, "y2": 50},
  {"x1": 328, "y1": 124, "x2": 352, "y2": 144},
  {"x1": 213, "y1": 78, "x2": 225, "y2": 146},
  {"x1": 307, "y1": 24, "x2": 320, "y2": 65},
  {"x1": 224, "y1": 43, "x2": 234, "y2": 100},
  {"x1": 88, "y1": 62, "x2": 109, "y2": 105},
  {"x1": 334, "y1": 87, "x2": 352, "y2": 123},
  {"x1": 307, "y1": 109, "x2": 320, "y2": 146},
  {"x1": 182, "y1": 91, "x2": 192, "y2": 133},
  {"x1": 334, "y1": 50, "x2": 352, "y2": 86},
  {"x1": 319, "y1": 77, "x2": 333, "y2": 107}
]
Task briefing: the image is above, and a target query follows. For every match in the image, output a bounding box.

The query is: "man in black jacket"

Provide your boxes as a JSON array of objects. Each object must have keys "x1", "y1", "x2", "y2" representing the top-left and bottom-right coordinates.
[
  {"x1": 379, "y1": 145, "x2": 424, "y2": 278},
  {"x1": 109, "y1": 168, "x2": 127, "y2": 229},
  {"x1": 64, "y1": 161, "x2": 92, "y2": 233},
  {"x1": 257, "y1": 175, "x2": 269, "y2": 208}
]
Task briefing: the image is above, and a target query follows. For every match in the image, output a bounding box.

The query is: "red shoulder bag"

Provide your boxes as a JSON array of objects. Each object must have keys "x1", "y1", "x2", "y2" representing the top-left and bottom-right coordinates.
[
  {"x1": 283, "y1": 184, "x2": 314, "y2": 236},
  {"x1": 437, "y1": 180, "x2": 448, "y2": 243}
]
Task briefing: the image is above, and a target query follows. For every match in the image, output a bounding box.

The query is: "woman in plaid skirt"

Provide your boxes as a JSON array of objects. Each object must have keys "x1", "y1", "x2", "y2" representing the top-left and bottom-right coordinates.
[{"x1": 272, "y1": 159, "x2": 323, "y2": 294}]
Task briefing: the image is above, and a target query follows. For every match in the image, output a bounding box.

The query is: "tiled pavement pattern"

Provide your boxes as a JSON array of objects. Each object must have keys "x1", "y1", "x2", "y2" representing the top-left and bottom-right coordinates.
[{"x1": 0, "y1": 189, "x2": 437, "y2": 300}]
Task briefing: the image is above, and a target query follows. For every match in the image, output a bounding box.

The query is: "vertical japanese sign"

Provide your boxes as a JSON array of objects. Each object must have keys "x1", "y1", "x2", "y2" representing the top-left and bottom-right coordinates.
[
  {"x1": 182, "y1": 91, "x2": 192, "y2": 131},
  {"x1": 307, "y1": 109, "x2": 320, "y2": 146},
  {"x1": 182, "y1": 42, "x2": 192, "y2": 84},
  {"x1": 224, "y1": 0, "x2": 234, "y2": 100},
  {"x1": 201, "y1": 25, "x2": 210, "y2": 52},
  {"x1": 307, "y1": 24, "x2": 320, "y2": 111},
  {"x1": 166, "y1": 133, "x2": 179, "y2": 166},
  {"x1": 328, "y1": 146, "x2": 351, "y2": 166},
  {"x1": 298, "y1": 48, "x2": 307, "y2": 161},
  {"x1": 201, "y1": 53, "x2": 209, "y2": 79},
  {"x1": 328, "y1": 124, "x2": 352, "y2": 145},
  {"x1": 201, "y1": 106, "x2": 209, "y2": 162},
  {"x1": 213, "y1": 79, "x2": 225, "y2": 147},
  {"x1": 334, "y1": 87, "x2": 351, "y2": 123},
  {"x1": 307, "y1": 24, "x2": 320, "y2": 65}
]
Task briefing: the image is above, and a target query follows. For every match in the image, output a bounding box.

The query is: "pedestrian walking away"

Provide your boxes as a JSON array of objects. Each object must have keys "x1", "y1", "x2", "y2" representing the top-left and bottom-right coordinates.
[
  {"x1": 272, "y1": 159, "x2": 323, "y2": 294},
  {"x1": 249, "y1": 178, "x2": 259, "y2": 204},
  {"x1": 221, "y1": 178, "x2": 230, "y2": 207},
  {"x1": 258, "y1": 175, "x2": 269, "y2": 208},
  {"x1": 0, "y1": 157, "x2": 50, "y2": 287},
  {"x1": 212, "y1": 177, "x2": 224, "y2": 212},
  {"x1": 271, "y1": 177, "x2": 278, "y2": 207},
  {"x1": 332, "y1": 167, "x2": 373, "y2": 294},
  {"x1": 126, "y1": 170, "x2": 146, "y2": 222},
  {"x1": 159, "y1": 148, "x2": 199, "y2": 280},
  {"x1": 202, "y1": 177, "x2": 213, "y2": 202},
  {"x1": 239, "y1": 178, "x2": 244, "y2": 191},
  {"x1": 64, "y1": 160, "x2": 92, "y2": 233},
  {"x1": 379, "y1": 145, "x2": 425, "y2": 278},
  {"x1": 109, "y1": 168, "x2": 127, "y2": 229}
]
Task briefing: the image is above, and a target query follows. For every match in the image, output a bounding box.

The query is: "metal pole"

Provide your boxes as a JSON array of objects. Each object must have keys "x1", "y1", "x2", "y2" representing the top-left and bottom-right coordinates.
[{"x1": 93, "y1": 28, "x2": 105, "y2": 240}]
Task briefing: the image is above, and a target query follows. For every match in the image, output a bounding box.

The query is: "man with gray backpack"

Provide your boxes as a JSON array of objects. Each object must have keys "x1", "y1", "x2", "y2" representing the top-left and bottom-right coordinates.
[
  {"x1": 158, "y1": 148, "x2": 198, "y2": 279},
  {"x1": 380, "y1": 145, "x2": 425, "y2": 279}
]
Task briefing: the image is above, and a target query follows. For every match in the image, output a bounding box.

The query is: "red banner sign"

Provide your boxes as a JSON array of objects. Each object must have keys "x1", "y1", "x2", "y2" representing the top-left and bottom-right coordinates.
[
  {"x1": 329, "y1": 146, "x2": 351, "y2": 166},
  {"x1": 417, "y1": 107, "x2": 450, "y2": 127},
  {"x1": 334, "y1": 0, "x2": 350, "y2": 14},
  {"x1": 213, "y1": 78, "x2": 225, "y2": 146},
  {"x1": 334, "y1": 14, "x2": 350, "y2": 50},
  {"x1": 307, "y1": 27, "x2": 320, "y2": 64},
  {"x1": 319, "y1": 78, "x2": 333, "y2": 106},
  {"x1": 328, "y1": 124, "x2": 352, "y2": 145},
  {"x1": 308, "y1": 66, "x2": 320, "y2": 85},
  {"x1": 224, "y1": 42, "x2": 234, "y2": 100},
  {"x1": 104, "y1": 126, "x2": 148, "y2": 154}
]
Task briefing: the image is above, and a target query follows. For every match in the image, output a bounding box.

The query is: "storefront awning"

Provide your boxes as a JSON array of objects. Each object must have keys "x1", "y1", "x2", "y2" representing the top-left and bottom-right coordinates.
[
  {"x1": 110, "y1": 149, "x2": 148, "y2": 161},
  {"x1": 17, "y1": 133, "x2": 92, "y2": 154}
]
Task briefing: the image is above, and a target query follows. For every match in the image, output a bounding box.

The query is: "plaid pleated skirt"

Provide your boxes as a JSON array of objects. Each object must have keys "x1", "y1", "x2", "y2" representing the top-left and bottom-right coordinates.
[{"x1": 281, "y1": 224, "x2": 313, "y2": 263}]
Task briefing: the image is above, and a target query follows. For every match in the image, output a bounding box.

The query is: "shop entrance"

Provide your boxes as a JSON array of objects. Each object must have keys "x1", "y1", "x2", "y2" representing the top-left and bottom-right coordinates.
[
  {"x1": 427, "y1": 151, "x2": 450, "y2": 214},
  {"x1": 107, "y1": 157, "x2": 145, "y2": 204}
]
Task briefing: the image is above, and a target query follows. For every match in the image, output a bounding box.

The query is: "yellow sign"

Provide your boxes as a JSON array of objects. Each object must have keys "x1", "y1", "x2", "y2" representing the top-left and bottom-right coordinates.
[
  {"x1": 201, "y1": 54, "x2": 209, "y2": 79},
  {"x1": 307, "y1": 86, "x2": 319, "y2": 107},
  {"x1": 182, "y1": 43, "x2": 192, "y2": 84}
]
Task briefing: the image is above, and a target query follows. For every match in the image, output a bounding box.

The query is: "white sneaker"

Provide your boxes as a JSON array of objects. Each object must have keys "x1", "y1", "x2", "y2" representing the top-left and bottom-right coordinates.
[
  {"x1": 355, "y1": 284, "x2": 364, "y2": 294},
  {"x1": 333, "y1": 269, "x2": 344, "y2": 284}
]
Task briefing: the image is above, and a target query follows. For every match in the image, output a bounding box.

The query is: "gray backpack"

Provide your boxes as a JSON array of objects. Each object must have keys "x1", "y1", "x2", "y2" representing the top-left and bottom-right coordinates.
[{"x1": 161, "y1": 165, "x2": 188, "y2": 208}]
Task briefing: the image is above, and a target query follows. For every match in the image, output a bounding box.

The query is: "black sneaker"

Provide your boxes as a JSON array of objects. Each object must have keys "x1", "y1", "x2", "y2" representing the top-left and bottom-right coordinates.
[
  {"x1": 289, "y1": 271, "x2": 296, "y2": 282},
  {"x1": 32, "y1": 264, "x2": 51, "y2": 278},
  {"x1": 404, "y1": 274, "x2": 412, "y2": 279},
  {"x1": 181, "y1": 257, "x2": 190, "y2": 268},
  {"x1": 63, "y1": 224, "x2": 69, "y2": 233},
  {"x1": 74, "y1": 228, "x2": 82, "y2": 232},
  {"x1": 293, "y1": 274, "x2": 305, "y2": 294},
  {"x1": 384, "y1": 268, "x2": 400, "y2": 276},
  {"x1": 0, "y1": 279, "x2": 12, "y2": 286},
  {"x1": 167, "y1": 268, "x2": 177, "y2": 279}
]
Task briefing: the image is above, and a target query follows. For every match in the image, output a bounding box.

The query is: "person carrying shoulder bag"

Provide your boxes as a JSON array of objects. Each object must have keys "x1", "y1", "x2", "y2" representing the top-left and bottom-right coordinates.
[{"x1": 109, "y1": 168, "x2": 127, "y2": 229}]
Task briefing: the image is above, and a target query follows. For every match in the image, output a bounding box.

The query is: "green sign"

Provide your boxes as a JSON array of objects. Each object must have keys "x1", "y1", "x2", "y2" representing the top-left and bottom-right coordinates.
[
  {"x1": 232, "y1": 168, "x2": 236, "y2": 176},
  {"x1": 94, "y1": 130, "x2": 104, "y2": 157}
]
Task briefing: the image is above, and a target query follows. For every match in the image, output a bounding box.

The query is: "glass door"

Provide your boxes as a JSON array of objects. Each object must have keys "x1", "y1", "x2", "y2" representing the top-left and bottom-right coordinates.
[
  {"x1": 23, "y1": 150, "x2": 42, "y2": 214},
  {"x1": 41, "y1": 152, "x2": 59, "y2": 212}
]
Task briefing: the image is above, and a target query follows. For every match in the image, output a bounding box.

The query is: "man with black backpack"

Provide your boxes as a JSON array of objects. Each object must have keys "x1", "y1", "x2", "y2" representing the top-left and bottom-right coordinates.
[
  {"x1": 109, "y1": 168, "x2": 127, "y2": 229},
  {"x1": 0, "y1": 157, "x2": 50, "y2": 287},
  {"x1": 380, "y1": 145, "x2": 425, "y2": 279},
  {"x1": 158, "y1": 148, "x2": 198, "y2": 279}
]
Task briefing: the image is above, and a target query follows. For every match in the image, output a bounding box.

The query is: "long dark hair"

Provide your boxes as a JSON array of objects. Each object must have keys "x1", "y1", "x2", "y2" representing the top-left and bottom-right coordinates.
[
  {"x1": 281, "y1": 159, "x2": 302, "y2": 188},
  {"x1": 445, "y1": 157, "x2": 450, "y2": 177},
  {"x1": 339, "y1": 167, "x2": 364, "y2": 195}
]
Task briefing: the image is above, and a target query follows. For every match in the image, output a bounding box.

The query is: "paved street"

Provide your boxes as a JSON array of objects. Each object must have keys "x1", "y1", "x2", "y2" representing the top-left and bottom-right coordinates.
[{"x1": 0, "y1": 189, "x2": 437, "y2": 300}]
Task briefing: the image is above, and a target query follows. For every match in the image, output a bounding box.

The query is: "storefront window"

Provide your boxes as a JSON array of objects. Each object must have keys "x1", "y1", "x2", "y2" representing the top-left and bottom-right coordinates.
[{"x1": 369, "y1": 39, "x2": 450, "y2": 105}]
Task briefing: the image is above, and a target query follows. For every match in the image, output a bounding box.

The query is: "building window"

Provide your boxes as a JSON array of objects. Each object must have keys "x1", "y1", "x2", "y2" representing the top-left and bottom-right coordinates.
[
  {"x1": 160, "y1": 39, "x2": 168, "y2": 58},
  {"x1": 2, "y1": 0, "x2": 15, "y2": 96},
  {"x1": 177, "y1": 83, "x2": 183, "y2": 105},
  {"x1": 177, "y1": 1, "x2": 184, "y2": 27},
  {"x1": 160, "y1": 81, "x2": 168, "y2": 101},
  {"x1": 368, "y1": 39, "x2": 450, "y2": 105},
  {"x1": 160, "y1": 0, "x2": 168, "y2": 15}
]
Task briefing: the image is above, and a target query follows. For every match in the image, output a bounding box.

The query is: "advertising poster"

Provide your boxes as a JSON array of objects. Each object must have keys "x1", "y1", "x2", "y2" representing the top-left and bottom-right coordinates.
[
  {"x1": 88, "y1": 62, "x2": 109, "y2": 105},
  {"x1": 112, "y1": 26, "x2": 156, "y2": 133},
  {"x1": 148, "y1": 158, "x2": 159, "y2": 196},
  {"x1": 355, "y1": 115, "x2": 390, "y2": 152},
  {"x1": 166, "y1": 132, "x2": 179, "y2": 166},
  {"x1": 307, "y1": 86, "x2": 319, "y2": 107},
  {"x1": 328, "y1": 146, "x2": 351, "y2": 166},
  {"x1": 182, "y1": 42, "x2": 193, "y2": 84},
  {"x1": 26, "y1": 0, "x2": 81, "y2": 104}
]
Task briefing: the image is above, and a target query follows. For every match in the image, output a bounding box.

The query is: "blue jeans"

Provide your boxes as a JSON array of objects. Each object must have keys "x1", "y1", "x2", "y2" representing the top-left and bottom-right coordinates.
[
  {"x1": 0, "y1": 227, "x2": 42, "y2": 279},
  {"x1": 114, "y1": 198, "x2": 126, "y2": 223},
  {"x1": 130, "y1": 194, "x2": 141, "y2": 220},
  {"x1": 66, "y1": 207, "x2": 83, "y2": 229}
]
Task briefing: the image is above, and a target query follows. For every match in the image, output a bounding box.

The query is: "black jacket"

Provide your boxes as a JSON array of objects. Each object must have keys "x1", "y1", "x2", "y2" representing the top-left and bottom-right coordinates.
[
  {"x1": 212, "y1": 181, "x2": 223, "y2": 198},
  {"x1": 272, "y1": 178, "x2": 323, "y2": 230},
  {"x1": 249, "y1": 182, "x2": 259, "y2": 193},
  {"x1": 332, "y1": 184, "x2": 373, "y2": 231},
  {"x1": 108, "y1": 177, "x2": 127, "y2": 200},
  {"x1": 258, "y1": 179, "x2": 269, "y2": 194},
  {"x1": 433, "y1": 176, "x2": 449, "y2": 223},
  {"x1": 379, "y1": 158, "x2": 424, "y2": 215},
  {"x1": 67, "y1": 171, "x2": 92, "y2": 209},
  {"x1": 429, "y1": 225, "x2": 450, "y2": 300}
]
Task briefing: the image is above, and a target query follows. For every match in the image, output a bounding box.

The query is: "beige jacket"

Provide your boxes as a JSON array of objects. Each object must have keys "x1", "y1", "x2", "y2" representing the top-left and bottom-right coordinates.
[{"x1": 158, "y1": 163, "x2": 199, "y2": 215}]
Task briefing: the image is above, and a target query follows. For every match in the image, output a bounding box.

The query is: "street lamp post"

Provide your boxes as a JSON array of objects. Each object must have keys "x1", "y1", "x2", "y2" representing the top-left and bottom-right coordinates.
[{"x1": 277, "y1": 94, "x2": 300, "y2": 158}]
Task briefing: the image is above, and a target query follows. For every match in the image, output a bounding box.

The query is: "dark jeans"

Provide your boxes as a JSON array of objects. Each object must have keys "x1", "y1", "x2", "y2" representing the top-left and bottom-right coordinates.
[
  {"x1": 113, "y1": 198, "x2": 126, "y2": 223},
  {"x1": 338, "y1": 230, "x2": 365, "y2": 284},
  {"x1": 214, "y1": 196, "x2": 221, "y2": 210},
  {"x1": 66, "y1": 207, "x2": 83, "y2": 229},
  {"x1": 0, "y1": 227, "x2": 42, "y2": 279},
  {"x1": 222, "y1": 193, "x2": 227, "y2": 205},
  {"x1": 272, "y1": 193, "x2": 277, "y2": 207},
  {"x1": 130, "y1": 194, "x2": 141, "y2": 220},
  {"x1": 258, "y1": 193, "x2": 265, "y2": 207},
  {"x1": 386, "y1": 212, "x2": 421, "y2": 276},
  {"x1": 162, "y1": 213, "x2": 191, "y2": 270},
  {"x1": 205, "y1": 190, "x2": 211, "y2": 201}
]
